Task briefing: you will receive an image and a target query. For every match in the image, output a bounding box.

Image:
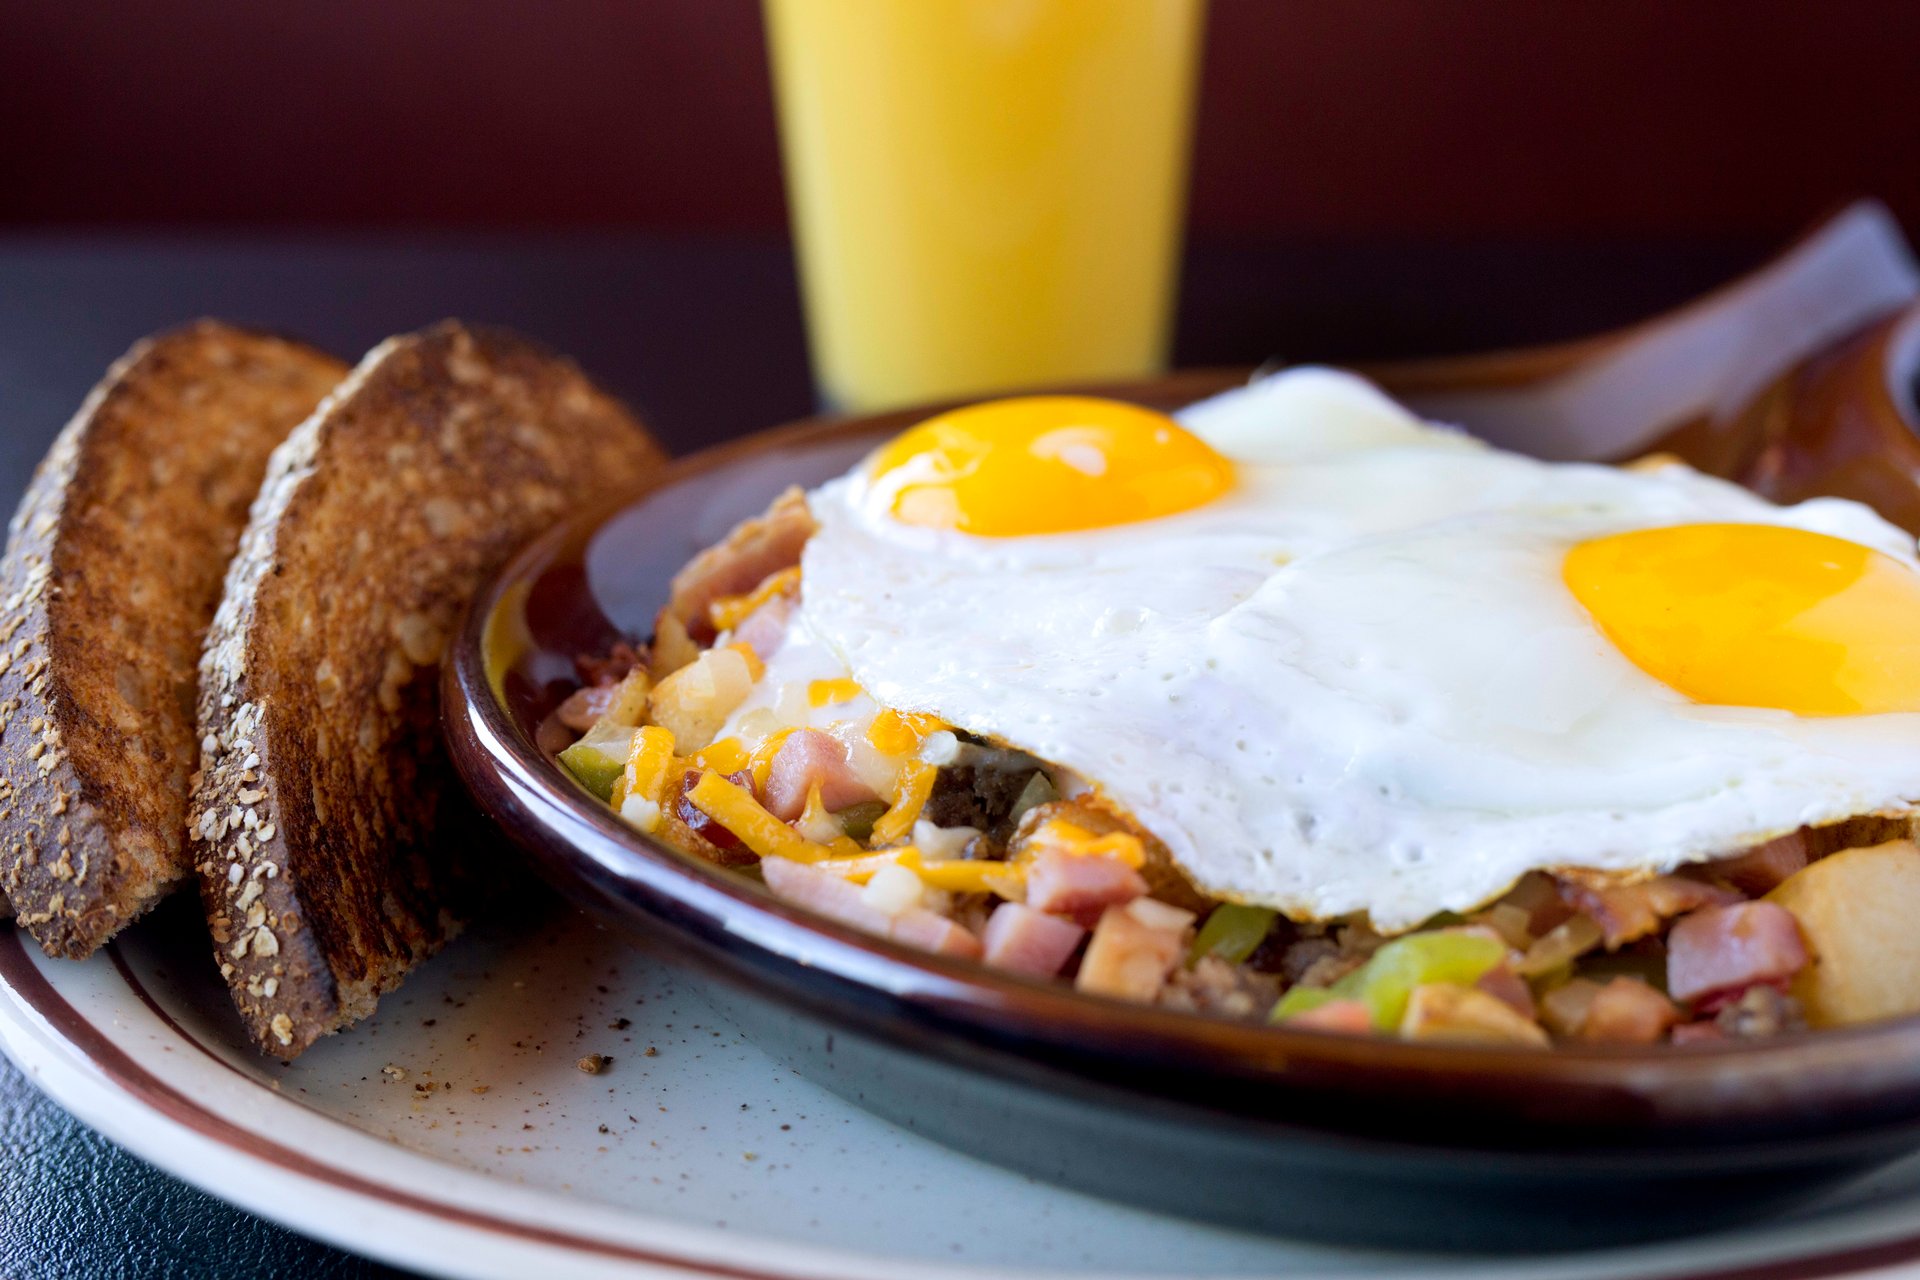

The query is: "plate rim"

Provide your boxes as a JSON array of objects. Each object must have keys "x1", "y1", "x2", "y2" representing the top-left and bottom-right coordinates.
[
  {"x1": 17, "y1": 899, "x2": 1920, "y2": 1280},
  {"x1": 0, "y1": 919, "x2": 1081, "y2": 1280}
]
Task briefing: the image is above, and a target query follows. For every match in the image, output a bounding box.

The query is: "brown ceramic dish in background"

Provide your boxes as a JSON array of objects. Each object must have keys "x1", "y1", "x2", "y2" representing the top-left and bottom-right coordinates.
[
  {"x1": 444, "y1": 335, "x2": 1920, "y2": 1249},
  {"x1": 1708, "y1": 301, "x2": 1920, "y2": 530}
]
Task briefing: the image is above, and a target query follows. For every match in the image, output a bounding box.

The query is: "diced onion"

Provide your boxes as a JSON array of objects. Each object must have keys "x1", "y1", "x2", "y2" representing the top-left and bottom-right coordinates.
[
  {"x1": 912, "y1": 819, "x2": 978, "y2": 860},
  {"x1": 861, "y1": 864, "x2": 925, "y2": 916},
  {"x1": 918, "y1": 730, "x2": 961, "y2": 766},
  {"x1": 1126, "y1": 897, "x2": 1197, "y2": 932},
  {"x1": 1517, "y1": 914, "x2": 1605, "y2": 978}
]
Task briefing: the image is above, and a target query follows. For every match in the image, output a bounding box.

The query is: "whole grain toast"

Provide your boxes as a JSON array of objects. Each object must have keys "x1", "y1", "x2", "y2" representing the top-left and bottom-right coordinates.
[
  {"x1": 0, "y1": 323, "x2": 346, "y2": 955},
  {"x1": 193, "y1": 321, "x2": 665, "y2": 1057}
]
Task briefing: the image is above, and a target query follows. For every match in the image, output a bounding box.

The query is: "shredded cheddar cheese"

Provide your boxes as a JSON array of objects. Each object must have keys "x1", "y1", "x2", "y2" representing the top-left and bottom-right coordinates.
[
  {"x1": 708, "y1": 566, "x2": 801, "y2": 633},
  {"x1": 617, "y1": 725, "x2": 678, "y2": 834},
  {"x1": 747, "y1": 727, "x2": 796, "y2": 792},
  {"x1": 810, "y1": 848, "x2": 918, "y2": 881},
  {"x1": 686, "y1": 770, "x2": 843, "y2": 864},
  {"x1": 626, "y1": 727, "x2": 676, "y2": 797},
  {"x1": 913, "y1": 859, "x2": 1026, "y2": 896},
  {"x1": 866, "y1": 708, "x2": 945, "y2": 756},
  {"x1": 871, "y1": 758, "x2": 935, "y2": 845},
  {"x1": 1021, "y1": 818, "x2": 1147, "y2": 868},
  {"x1": 808, "y1": 677, "x2": 863, "y2": 707},
  {"x1": 810, "y1": 845, "x2": 1026, "y2": 897},
  {"x1": 691, "y1": 736, "x2": 751, "y2": 775}
]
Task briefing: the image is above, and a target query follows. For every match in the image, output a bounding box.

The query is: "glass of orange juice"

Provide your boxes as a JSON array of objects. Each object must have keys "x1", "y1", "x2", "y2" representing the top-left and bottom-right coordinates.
[{"x1": 764, "y1": 0, "x2": 1207, "y2": 412}]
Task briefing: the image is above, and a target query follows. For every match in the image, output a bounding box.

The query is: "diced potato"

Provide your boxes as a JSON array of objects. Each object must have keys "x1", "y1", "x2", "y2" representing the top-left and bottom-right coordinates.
[
  {"x1": 1399, "y1": 983, "x2": 1549, "y2": 1047},
  {"x1": 651, "y1": 613, "x2": 700, "y2": 677},
  {"x1": 1516, "y1": 914, "x2": 1604, "y2": 978},
  {"x1": 1578, "y1": 976, "x2": 1680, "y2": 1044},
  {"x1": 1077, "y1": 904, "x2": 1184, "y2": 1002},
  {"x1": 1766, "y1": 839, "x2": 1920, "y2": 1027},
  {"x1": 645, "y1": 646, "x2": 756, "y2": 748},
  {"x1": 595, "y1": 667, "x2": 653, "y2": 728},
  {"x1": 1538, "y1": 977, "x2": 1602, "y2": 1039}
]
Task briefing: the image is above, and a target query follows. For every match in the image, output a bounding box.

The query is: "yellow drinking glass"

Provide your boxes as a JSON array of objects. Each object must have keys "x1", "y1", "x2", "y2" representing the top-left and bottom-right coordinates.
[{"x1": 764, "y1": 0, "x2": 1207, "y2": 411}]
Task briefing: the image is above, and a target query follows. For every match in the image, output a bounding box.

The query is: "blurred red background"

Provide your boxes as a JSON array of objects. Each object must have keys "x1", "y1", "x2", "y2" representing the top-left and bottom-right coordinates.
[{"x1": 4, "y1": 0, "x2": 1917, "y2": 239}]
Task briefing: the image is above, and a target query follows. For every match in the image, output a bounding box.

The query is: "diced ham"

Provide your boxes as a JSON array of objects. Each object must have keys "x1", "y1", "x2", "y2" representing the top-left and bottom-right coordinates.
[
  {"x1": 554, "y1": 682, "x2": 617, "y2": 732},
  {"x1": 761, "y1": 855, "x2": 890, "y2": 932},
  {"x1": 556, "y1": 679, "x2": 614, "y2": 729},
  {"x1": 1666, "y1": 902, "x2": 1809, "y2": 1005},
  {"x1": 1012, "y1": 798, "x2": 1212, "y2": 916},
  {"x1": 576, "y1": 641, "x2": 643, "y2": 688},
  {"x1": 981, "y1": 903, "x2": 1085, "y2": 977},
  {"x1": 730, "y1": 593, "x2": 797, "y2": 660},
  {"x1": 1577, "y1": 976, "x2": 1680, "y2": 1044},
  {"x1": 763, "y1": 729, "x2": 880, "y2": 821},
  {"x1": 1558, "y1": 874, "x2": 1741, "y2": 948},
  {"x1": 1076, "y1": 904, "x2": 1184, "y2": 1002},
  {"x1": 760, "y1": 857, "x2": 982, "y2": 960},
  {"x1": 661, "y1": 488, "x2": 817, "y2": 647},
  {"x1": 1025, "y1": 851, "x2": 1148, "y2": 928},
  {"x1": 1704, "y1": 832, "x2": 1810, "y2": 896},
  {"x1": 1288, "y1": 999, "x2": 1374, "y2": 1035},
  {"x1": 1670, "y1": 1022, "x2": 1728, "y2": 1046},
  {"x1": 1475, "y1": 964, "x2": 1536, "y2": 1019},
  {"x1": 535, "y1": 710, "x2": 578, "y2": 756},
  {"x1": 888, "y1": 908, "x2": 986, "y2": 960}
]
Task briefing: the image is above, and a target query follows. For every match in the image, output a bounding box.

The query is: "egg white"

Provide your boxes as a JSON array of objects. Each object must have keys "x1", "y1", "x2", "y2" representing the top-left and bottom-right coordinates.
[{"x1": 773, "y1": 369, "x2": 1920, "y2": 930}]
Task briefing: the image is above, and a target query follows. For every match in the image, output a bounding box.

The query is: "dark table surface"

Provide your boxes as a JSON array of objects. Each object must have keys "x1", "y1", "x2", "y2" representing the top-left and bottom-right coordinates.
[{"x1": 0, "y1": 229, "x2": 1768, "y2": 1278}]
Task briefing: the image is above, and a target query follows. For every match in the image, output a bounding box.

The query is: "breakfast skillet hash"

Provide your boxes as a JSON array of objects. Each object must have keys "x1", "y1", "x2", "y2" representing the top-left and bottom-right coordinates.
[{"x1": 551, "y1": 370, "x2": 1920, "y2": 1047}]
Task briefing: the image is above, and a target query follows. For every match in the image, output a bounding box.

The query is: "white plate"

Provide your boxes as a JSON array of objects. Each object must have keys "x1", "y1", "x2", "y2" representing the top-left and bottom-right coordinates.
[{"x1": 6, "y1": 897, "x2": 1920, "y2": 1280}]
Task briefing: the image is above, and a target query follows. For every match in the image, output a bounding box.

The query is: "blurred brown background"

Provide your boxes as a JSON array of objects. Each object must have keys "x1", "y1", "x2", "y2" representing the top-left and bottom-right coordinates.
[{"x1": 5, "y1": 0, "x2": 1918, "y2": 239}]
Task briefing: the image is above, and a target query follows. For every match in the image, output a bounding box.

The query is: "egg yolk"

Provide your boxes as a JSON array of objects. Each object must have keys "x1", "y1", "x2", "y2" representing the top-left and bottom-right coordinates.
[
  {"x1": 869, "y1": 396, "x2": 1234, "y2": 536},
  {"x1": 1565, "y1": 523, "x2": 1920, "y2": 716}
]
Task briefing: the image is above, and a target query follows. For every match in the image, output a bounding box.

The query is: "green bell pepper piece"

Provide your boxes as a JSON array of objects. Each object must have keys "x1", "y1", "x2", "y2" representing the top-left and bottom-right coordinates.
[
  {"x1": 558, "y1": 723, "x2": 636, "y2": 802},
  {"x1": 1189, "y1": 903, "x2": 1278, "y2": 967},
  {"x1": 1350, "y1": 930, "x2": 1507, "y2": 1030},
  {"x1": 835, "y1": 800, "x2": 890, "y2": 843},
  {"x1": 1270, "y1": 984, "x2": 1340, "y2": 1022}
]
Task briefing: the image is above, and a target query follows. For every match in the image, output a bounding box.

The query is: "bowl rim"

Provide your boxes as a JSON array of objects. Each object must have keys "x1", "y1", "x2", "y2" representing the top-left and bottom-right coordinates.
[{"x1": 443, "y1": 373, "x2": 1920, "y2": 1148}]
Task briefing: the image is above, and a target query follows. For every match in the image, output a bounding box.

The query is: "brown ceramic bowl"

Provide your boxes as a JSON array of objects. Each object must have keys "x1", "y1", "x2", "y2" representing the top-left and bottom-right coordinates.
[{"x1": 443, "y1": 367, "x2": 1920, "y2": 1251}]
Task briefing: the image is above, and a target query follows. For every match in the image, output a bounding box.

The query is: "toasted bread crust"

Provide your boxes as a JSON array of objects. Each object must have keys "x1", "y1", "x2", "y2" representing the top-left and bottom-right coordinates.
[
  {"x1": 193, "y1": 321, "x2": 665, "y2": 1057},
  {"x1": 0, "y1": 324, "x2": 344, "y2": 955}
]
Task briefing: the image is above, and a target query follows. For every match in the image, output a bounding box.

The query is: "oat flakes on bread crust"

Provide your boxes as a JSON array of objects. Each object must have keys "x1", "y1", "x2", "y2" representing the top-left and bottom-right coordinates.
[
  {"x1": 194, "y1": 321, "x2": 665, "y2": 1057},
  {"x1": 0, "y1": 323, "x2": 345, "y2": 955}
]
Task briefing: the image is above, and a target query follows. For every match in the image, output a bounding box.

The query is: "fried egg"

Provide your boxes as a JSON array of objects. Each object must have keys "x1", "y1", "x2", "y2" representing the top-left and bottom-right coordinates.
[{"x1": 751, "y1": 370, "x2": 1920, "y2": 930}]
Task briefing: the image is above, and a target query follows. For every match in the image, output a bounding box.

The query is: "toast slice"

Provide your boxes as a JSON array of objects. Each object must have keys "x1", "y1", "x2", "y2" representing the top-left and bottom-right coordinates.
[
  {"x1": 193, "y1": 321, "x2": 666, "y2": 1057},
  {"x1": 0, "y1": 323, "x2": 346, "y2": 955}
]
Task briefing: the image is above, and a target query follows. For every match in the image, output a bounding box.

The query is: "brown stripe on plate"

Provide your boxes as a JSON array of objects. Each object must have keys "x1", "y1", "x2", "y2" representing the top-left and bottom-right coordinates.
[
  {"x1": 0, "y1": 929, "x2": 809, "y2": 1280},
  {"x1": 5, "y1": 927, "x2": 1919, "y2": 1280}
]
